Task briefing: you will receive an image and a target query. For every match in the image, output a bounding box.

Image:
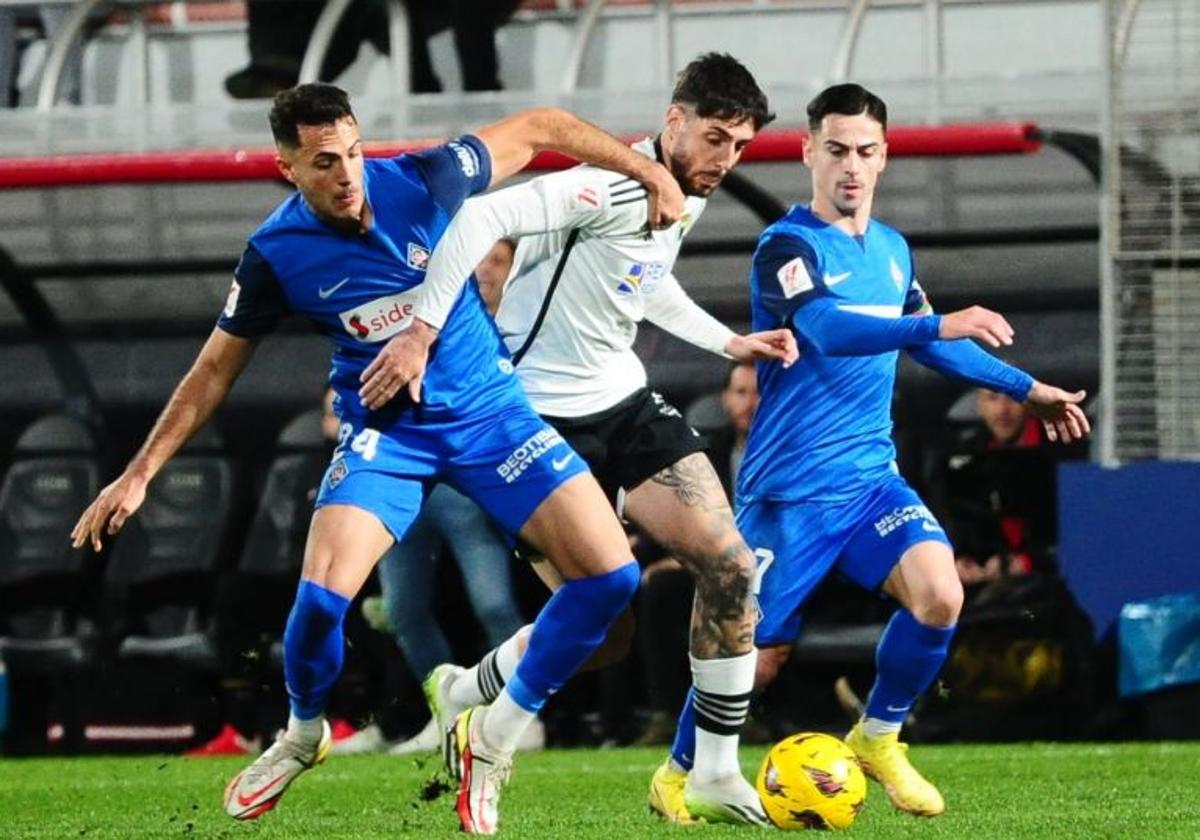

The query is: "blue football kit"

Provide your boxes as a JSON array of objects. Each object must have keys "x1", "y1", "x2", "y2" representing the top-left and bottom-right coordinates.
[
  {"x1": 738, "y1": 204, "x2": 1034, "y2": 644},
  {"x1": 217, "y1": 136, "x2": 587, "y2": 542}
]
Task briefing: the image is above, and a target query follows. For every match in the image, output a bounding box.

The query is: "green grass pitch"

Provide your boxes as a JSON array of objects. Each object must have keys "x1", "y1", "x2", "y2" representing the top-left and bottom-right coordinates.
[{"x1": 1, "y1": 742, "x2": 1197, "y2": 838}]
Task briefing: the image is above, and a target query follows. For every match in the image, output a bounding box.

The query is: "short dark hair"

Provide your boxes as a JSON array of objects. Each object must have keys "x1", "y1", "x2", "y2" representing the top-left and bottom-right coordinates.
[
  {"x1": 805, "y1": 83, "x2": 887, "y2": 133},
  {"x1": 672, "y1": 53, "x2": 775, "y2": 131},
  {"x1": 269, "y1": 83, "x2": 356, "y2": 148}
]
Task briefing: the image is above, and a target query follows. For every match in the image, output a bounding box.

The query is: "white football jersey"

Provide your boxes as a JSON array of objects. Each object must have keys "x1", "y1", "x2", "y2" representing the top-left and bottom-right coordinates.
[{"x1": 496, "y1": 139, "x2": 727, "y2": 417}]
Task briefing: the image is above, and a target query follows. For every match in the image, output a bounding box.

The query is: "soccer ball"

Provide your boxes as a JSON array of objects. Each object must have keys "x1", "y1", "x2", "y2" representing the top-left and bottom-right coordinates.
[{"x1": 755, "y1": 732, "x2": 867, "y2": 830}]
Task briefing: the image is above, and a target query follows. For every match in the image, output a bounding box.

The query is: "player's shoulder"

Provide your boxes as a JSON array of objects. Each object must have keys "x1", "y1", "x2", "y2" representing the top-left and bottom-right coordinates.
[
  {"x1": 249, "y1": 192, "x2": 312, "y2": 247},
  {"x1": 757, "y1": 205, "x2": 823, "y2": 257}
]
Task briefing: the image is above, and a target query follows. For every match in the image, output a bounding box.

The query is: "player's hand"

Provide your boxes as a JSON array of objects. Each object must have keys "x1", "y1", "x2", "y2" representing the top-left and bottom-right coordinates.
[
  {"x1": 1023, "y1": 382, "x2": 1090, "y2": 442},
  {"x1": 70, "y1": 471, "x2": 149, "y2": 551},
  {"x1": 725, "y1": 329, "x2": 799, "y2": 367},
  {"x1": 938, "y1": 306, "x2": 1014, "y2": 348},
  {"x1": 358, "y1": 319, "x2": 439, "y2": 409},
  {"x1": 640, "y1": 161, "x2": 685, "y2": 230}
]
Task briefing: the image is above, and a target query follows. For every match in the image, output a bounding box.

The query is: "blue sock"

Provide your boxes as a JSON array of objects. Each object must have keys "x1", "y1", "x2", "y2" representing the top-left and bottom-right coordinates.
[
  {"x1": 669, "y1": 687, "x2": 697, "y2": 771},
  {"x1": 506, "y1": 561, "x2": 639, "y2": 713},
  {"x1": 283, "y1": 580, "x2": 352, "y2": 720},
  {"x1": 864, "y1": 609, "x2": 955, "y2": 724}
]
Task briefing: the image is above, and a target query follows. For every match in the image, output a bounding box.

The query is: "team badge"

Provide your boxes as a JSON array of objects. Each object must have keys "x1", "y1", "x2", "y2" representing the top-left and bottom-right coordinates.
[
  {"x1": 325, "y1": 458, "x2": 348, "y2": 490},
  {"x1": 407, "y1": 242, "x2": 430, "y2": 270}
]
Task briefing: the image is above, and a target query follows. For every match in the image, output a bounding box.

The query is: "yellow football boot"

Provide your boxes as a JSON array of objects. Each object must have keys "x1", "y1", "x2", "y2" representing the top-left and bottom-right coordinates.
[
  {"x1": 647, "y1": 759, "x2": 699, "y2": 825},
  {"x1": 845, "y1": 721, "x2": 945, "y2": 816}
]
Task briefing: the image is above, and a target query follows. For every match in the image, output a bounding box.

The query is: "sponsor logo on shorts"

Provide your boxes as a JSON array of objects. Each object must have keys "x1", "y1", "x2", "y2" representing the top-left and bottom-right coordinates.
[
  {"x1": 873, "y1": 503, "x2": 939, "y2": 538},
  {"x1": 497, "y1": 427, "x2": 565, "y2": 484},
  {"x1": 325, "y1": 458, "x2": 349, "y2": 490},
  {"x1": 651, "y1": 391, "x2": 682, "y2": 419},
  {"x1": 339, "y1": 289, "x2": 420, "y2": 342}
]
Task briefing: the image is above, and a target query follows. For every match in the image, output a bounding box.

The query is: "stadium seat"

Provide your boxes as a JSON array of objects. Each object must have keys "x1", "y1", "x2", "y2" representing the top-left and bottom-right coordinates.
[
  {"x1": 0, "y1": 414, "x2": 101, "y2": 672},
  {"x1": 104, "y1": 425, "x2": 234, "y2": 667},
  {"x1": 238, "y1": 408, "x2": 327, "y2": 578}
]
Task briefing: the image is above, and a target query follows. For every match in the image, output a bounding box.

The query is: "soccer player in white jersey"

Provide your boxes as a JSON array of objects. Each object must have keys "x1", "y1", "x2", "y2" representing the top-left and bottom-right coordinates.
[
  {"x1": 659, "y1": 83, "x2": 1091, "y2": 820},
  {"x1": 365, "y1": 53, "x2": 792, "y2": 825}
]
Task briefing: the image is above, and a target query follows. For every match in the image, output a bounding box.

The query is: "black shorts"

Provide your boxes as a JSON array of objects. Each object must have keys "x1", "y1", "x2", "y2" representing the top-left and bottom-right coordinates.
[{"x1": 543, "y1": 388, "x2": 709, "y2": 504}]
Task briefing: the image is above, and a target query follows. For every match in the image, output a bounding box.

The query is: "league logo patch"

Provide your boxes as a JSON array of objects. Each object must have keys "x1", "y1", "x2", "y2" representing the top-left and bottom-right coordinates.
[
  {"x1": 223, "y1": 279, "x2": 241, "y2": 318},
  {"x1": 617, "y1": 262, "x2": 644, "y2": 295},
  {"x1": 407, "y1": 242, "x2": 430, "y2": 271},
  {"x1": 778, "y1": 257, "x2": 814, "y2": 298},
  {"x1": 889, "y1": 257, "x2": 906, "y2": 291},
  {"x1": 325, "y1": 458, "x2": 348, "y2": 491}
]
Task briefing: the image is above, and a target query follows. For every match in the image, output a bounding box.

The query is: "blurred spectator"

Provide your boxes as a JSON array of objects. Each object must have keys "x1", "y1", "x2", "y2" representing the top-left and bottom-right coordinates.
[
  {"x1": 634, "y1": 361, "x2": 759, "y2": 745},
  {"x1": 225, "y1": 0, "x2": 521, "y2": 99},
  {"x1": 933, "y1": 388, "x2": 1085, "y2": 587},
  {"x1": 0, "y1": 3, "x2": 82, "y2": 107}
]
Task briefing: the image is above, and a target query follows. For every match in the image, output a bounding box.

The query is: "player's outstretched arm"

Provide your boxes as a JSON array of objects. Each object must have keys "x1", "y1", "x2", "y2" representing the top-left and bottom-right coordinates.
[
  {"x1": 70, "y1": 328, "x2": 255, "y2": 551},
  {"x1": 474, "y1": 107, "x2": 684, "y2": 229},
  {"x1": 1023, "y1": 381, "x2": 1090, "y2": 442},
  {"x1": 643, "y1": 272, "x2": 798, "y2": 366}
]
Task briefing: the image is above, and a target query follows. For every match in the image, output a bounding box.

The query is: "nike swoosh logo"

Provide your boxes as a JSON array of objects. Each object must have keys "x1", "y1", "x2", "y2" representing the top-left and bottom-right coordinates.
[
  {"x1": 886, "y1": 704, "x2": 910, "y2": 714},
  {"x1": 921, "y1": 521, "x2": 942, "y2": 532},
  {"x1": 317, "y1": 277, "x2": 351, "y2": 299},
  {"x1": 551, "y1": 454, "x2": 575, "y2": 471},
  {"x1": 823, "y1": 271, "x2": 852, "y2": 286},
  {"x1": 236, "y1": 771, "x2": 290, "y2": 807}
]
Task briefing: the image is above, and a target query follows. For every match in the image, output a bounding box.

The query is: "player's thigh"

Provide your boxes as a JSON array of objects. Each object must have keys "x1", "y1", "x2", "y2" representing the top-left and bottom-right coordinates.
[
  {"x1": 310, "y1": 431, "x2": 430, "y2": 598},
  {"x1": 446, "y1": 402, "x2": 626, "y2": 579},
  {"x1": 302, "y1": 504, "x2": 399, "y2": 598},
  {"x1": 737, "y1": 500, "x2": 844, "y2": 646},
  {"x1": 624, "y1": 452, "x2": 747, "y2": 573},
  {"x1": 520, "y1": 472, "x2": 631, "y2": 579},
  {"x1": 838, "y1": 477, "x2": 959, "y2": 622}
]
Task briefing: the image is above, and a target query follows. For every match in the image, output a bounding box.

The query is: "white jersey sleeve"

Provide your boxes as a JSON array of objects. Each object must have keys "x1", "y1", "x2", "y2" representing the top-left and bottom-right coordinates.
[
  {"x1": 414, "y1": 167, "x2": 627, "y2": 329},
  {"x1": 642, "y1": 271, "x2": 735, "y2": 357}
]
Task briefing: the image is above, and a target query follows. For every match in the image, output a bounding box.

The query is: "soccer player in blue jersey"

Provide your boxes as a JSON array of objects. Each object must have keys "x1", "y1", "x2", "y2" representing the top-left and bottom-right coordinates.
[
  {"x1": 70, "y1": 83, "x2": 684, "y2": 834},
  {"x1": 658, "y1": 83, "x2": 1091, "y2": 820}
]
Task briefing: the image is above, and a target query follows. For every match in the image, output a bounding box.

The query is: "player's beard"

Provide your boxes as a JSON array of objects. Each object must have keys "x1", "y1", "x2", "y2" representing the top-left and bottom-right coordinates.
[{"x1": 666, "y1": 151, "x2": 720, "y2": 198}]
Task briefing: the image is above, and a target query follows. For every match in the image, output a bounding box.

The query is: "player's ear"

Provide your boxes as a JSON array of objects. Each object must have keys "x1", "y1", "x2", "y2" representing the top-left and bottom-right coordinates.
[
  {"x1": 275, "y1": 153, "x2": 296, "y2": 186},
  {"x1": 877, "y1": 141, "x2": 888, "y2": 173},
  {"x1": 664, "y1": 103, "x2": 688, "y2": 141},
  {"x1": 801, "y1": 133, "x2": 814, "y2": 168}
]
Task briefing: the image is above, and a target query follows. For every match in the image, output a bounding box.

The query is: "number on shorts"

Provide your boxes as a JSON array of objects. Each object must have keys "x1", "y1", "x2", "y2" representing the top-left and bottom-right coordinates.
[
  {"x1": 751, "y1": 547, "x2": 775, "y2": 596},
  {"x1": 350, "y1": 428, "x2": 381, "y2": 462}
]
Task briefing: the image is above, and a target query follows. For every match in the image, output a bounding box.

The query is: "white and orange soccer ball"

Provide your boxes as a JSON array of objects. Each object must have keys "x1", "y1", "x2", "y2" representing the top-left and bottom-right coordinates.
[{"x1": 755, "y1": 732, "x2": 867, "y2": 830}]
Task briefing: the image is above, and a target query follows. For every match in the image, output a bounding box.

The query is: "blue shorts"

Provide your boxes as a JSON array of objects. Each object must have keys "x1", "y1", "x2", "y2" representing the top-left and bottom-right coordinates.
[
  {"x1": 314, "y1": 388, "x2": 589, "y2": 543},
  {"x1": 738, "y1": 474, "x2": 952, "y2": 645}
]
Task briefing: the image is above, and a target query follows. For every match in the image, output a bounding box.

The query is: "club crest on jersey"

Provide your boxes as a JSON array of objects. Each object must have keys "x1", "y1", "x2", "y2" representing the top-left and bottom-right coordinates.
[
  {"x1": 223, "y1": 279, "x2": 241, "y2": 317},
  {"x1": 889, "y1": 257, "x2": 906, "y2": 290},
  {"x1": 778, "y1": 257, "x2": 814, "y2": 298},
  {"x1": 340, "y1": 289, "x2": 420, "y2": 342},
  {"x1": 407, "y1": 242, "x2": 430, "y2": 271}
]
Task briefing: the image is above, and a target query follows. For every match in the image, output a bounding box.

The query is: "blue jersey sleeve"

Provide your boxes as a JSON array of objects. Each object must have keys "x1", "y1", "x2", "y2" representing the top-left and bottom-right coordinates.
[
  {"x1": 407, "y1": 134, "x2": 493, "y2": 216},
  {"x1": 903, "y1": 256, "x2": 933, "y2": 316},
  {"x1": 908, "y1": 339, "x2": 1035, "y2": 402},
  {"x1": 754, "y1": 231, "x2": 824, "y2": 324},
  {"x1": 216, "y1": 245, "x2": 289, "y2": 338}
]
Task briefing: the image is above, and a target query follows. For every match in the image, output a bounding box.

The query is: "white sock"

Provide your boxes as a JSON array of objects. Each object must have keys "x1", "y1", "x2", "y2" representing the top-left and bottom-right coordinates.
[
  {"x1": 690, "y1": 650, "x2": 756, "y2": 784},
  {"x1": 287, "y1": 713, "x2": 324, "y2": 744},
  {"x1": 863, "y1": 717, "x2": 903, "y2": 739},
  {"x1": 450, "y1": 625, "x2": 531, "y2": 707},
  {"x1": 479, "y1": 689, "x2": 535, "y2": 756}
]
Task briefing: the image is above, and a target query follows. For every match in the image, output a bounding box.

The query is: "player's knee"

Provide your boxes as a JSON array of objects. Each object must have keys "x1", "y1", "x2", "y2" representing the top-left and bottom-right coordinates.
[
  {"x1": 754, "y1": 645, "x2": 791, "y2": 690},
  {"x1": 911, "y1": 579, "x2": 963, "y2": 627}
]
